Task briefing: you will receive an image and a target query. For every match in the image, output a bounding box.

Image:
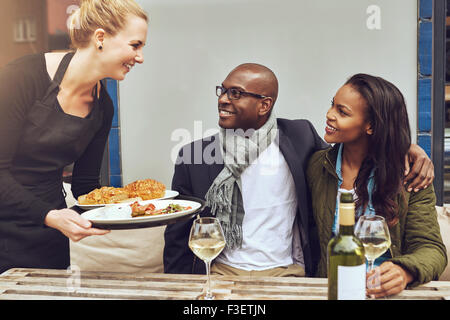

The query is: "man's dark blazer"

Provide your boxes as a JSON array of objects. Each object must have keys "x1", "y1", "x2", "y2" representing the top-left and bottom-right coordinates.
[{"x1": 163, "y1": 118, "x2": 329, "y2": 276}]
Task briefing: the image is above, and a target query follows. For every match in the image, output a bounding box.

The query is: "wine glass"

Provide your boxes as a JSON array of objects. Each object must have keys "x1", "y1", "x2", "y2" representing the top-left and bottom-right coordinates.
[
  {"x1": 188, "y1": 217, "x2": 226, "y2": 300},
  {"x1": 354, "y1": 215, "x2": 391, "y2": 272}
]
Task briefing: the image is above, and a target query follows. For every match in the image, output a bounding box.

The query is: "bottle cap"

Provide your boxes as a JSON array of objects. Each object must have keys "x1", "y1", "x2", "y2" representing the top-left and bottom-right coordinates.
[{"x1": 340, "y1": 192, "x2": 353, "y2": 203}]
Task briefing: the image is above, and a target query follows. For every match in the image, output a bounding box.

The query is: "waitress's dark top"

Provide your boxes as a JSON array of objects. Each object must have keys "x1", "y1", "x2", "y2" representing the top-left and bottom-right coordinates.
[{"x1": 0, "y1": 52, "x2": 114, "y2": 273}]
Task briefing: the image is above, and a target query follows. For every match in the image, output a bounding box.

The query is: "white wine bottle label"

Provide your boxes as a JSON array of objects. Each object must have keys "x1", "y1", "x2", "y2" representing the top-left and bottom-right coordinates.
[{"x1": 337, "y1": 264, "x2": 366, "y2": 300}]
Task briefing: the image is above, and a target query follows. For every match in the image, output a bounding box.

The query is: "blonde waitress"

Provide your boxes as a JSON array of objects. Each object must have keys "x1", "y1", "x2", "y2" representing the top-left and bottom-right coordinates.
[{"x1": 0, "y1": 0, "x2": 148, "y2": 273}]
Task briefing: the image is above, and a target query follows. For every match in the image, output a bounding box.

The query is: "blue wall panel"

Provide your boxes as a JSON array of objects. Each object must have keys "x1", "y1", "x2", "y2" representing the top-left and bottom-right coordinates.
[
  {"x1": 418, "y1": 21, "x2": 432, "y2": 76},
  {"x1": 417, "y1": 1, "x2": 432, "y2": 161},
  {"x1": 418, "y1": 78, "x2": 432, "y2": 132},
  {"x1": 418, "y1": 134, "x2": 432, "y2": 158},
  {"x1": 105, "y1": 79, "x2": 122, "y2": 187},
  {"x1": 419, "y1": 0, "x2": 432, "y2": 19}
]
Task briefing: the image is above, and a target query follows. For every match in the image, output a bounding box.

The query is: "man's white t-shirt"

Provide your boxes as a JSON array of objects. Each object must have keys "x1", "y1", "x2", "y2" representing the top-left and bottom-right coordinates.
[{"x1": 215, "y1": 142, "x2": 302, "y2": 270}]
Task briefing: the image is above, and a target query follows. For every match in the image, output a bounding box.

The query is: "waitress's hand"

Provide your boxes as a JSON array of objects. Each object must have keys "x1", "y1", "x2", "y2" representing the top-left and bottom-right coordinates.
[
  {"x1": 366, "y1": 261, "x2": 413, "y2": 298},
  {"x1": 44, "y1": 208, "x2": 110, "y2": 242}
]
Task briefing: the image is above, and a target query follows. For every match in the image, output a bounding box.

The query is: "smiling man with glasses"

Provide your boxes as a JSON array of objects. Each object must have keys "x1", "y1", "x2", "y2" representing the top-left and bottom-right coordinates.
[
  {"x1": 215, "y1": 65, "x2": 278, "y2": 134},
  {"x1": 163, "y1": 63, "x2": 434, "y2": 278}
]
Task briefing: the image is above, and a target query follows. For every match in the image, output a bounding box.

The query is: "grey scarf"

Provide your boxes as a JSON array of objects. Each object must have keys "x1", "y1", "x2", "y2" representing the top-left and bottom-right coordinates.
[{"x1": 205, "y1": 112, "x2": 278, "y2": 249}]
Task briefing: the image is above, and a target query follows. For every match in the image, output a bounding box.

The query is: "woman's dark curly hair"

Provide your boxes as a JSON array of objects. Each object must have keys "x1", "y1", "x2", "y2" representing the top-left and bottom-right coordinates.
[{"x1": 346, "y1": 74, "x2": 411, "y2": 227}]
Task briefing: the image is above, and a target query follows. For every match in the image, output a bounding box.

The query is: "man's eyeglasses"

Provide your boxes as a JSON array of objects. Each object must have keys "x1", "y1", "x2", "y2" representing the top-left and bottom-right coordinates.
[{"x1": 216, "y1": 86, "x2": 269, "y2": 100}]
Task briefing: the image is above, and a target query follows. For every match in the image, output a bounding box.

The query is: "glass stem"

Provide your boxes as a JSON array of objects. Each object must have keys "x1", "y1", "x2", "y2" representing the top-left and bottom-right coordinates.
[
  {"x1": 367, "y1": 259, "x2": 375, "y2": 272},
  {"x1": 205, "y1": 260, "x2": 213, "y2": 299}
]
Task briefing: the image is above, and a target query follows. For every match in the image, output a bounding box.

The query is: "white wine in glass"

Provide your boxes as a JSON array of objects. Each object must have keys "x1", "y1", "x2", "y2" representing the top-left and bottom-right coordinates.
[
  {"x1": 188, "y1": 217, "x2": 226, "y2": 300},
  {"x1": 354, "y1": 215, "x2": 391, "y2": 272}
]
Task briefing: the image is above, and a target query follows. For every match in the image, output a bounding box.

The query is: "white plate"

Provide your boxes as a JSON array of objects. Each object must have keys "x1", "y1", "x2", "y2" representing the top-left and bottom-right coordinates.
[
  {"x1": 81, "y1": 199, "x2": 201, "y2": 227},
  {"x1": 75, "y1": 190, "x2": 179, "y2": 210}
]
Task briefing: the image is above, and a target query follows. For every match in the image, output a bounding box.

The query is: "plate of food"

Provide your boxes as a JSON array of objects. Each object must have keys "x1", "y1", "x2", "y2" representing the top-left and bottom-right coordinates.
[
  {"x1": 81, "y1": 198, "x2": 203, "y2": 229},
  {"x1": 75, "y1": 179, "x2": 179, "y2": 210}
]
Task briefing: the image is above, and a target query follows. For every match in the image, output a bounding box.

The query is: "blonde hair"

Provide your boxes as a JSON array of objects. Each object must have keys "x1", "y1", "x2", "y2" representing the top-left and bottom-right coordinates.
[{"x1": 69, "y1": 0, "x2": 148, "y2": 49}]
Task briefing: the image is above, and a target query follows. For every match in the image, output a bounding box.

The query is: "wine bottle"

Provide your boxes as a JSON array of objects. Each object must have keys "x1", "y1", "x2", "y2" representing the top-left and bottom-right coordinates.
[{"x1": 327, "y1": 192, "x2": 366, "y2": 300}]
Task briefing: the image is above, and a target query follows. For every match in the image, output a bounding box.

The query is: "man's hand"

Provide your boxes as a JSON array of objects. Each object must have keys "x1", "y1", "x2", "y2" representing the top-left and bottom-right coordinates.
[
  {"x1": 404, "y1": 144, "x2": 434, "y2": 192},
  {"x1": 44, "y1": 208, "x2": 110, "y2": 242},
  {"x1": 366, "y1": 261, "x2": 413, "y2": 298}
]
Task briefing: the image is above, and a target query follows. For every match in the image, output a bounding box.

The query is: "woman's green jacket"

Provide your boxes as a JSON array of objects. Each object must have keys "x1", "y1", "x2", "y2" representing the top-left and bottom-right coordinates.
[{"x1": 306, "y1": 144, "x2": 447, "y2": 287}]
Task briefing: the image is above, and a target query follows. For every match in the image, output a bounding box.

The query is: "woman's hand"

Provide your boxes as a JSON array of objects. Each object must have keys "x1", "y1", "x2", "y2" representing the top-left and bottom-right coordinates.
[
  {"x1": 44, "y1": 208, "x2": 110, "y2": 242},
  {"x1": 404, "y1": 143, "x2": 434, "y2": 192},
  {"x1": 366, "y1": 261, "x2": 414, "y2": 298}
]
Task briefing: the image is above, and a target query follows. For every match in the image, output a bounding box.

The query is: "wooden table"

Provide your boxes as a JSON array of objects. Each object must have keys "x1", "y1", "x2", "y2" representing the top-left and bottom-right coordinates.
[{"x1": 1, "y1": 268, "x2": 450, "y2": 300}]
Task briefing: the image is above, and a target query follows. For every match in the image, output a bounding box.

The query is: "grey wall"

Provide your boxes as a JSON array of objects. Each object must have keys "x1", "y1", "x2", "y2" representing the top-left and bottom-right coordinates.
[{"x1": 119, "y1": 0, "x2": 418, "y2": 188}]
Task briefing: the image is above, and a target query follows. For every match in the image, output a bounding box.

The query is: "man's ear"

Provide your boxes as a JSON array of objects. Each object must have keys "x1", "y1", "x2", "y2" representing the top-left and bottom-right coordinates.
[{"x1": 258, "y1": 97, "x2": 274, "y2": 117}]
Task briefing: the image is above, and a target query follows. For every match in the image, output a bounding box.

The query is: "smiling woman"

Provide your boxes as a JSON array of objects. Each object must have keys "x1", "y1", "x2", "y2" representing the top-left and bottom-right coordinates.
[
  {"x1": 307, "y1": 73, "x2": 447, "y2": 298},
  {"x1": 0, "y1": 0, "x2": 149, "y2": 274},
  {"x1": 68, "y1": 0, "x2": 148, "y2": 81},
  {"x1": 325, "y1": 85, "x2": 373, "y2": 159}
]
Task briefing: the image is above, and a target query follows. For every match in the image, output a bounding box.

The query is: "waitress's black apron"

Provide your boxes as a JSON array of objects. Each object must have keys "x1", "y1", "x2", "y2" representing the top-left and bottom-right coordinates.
[{"x1": 0, "y1": 52, "x2": 104, "y2": 273}]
